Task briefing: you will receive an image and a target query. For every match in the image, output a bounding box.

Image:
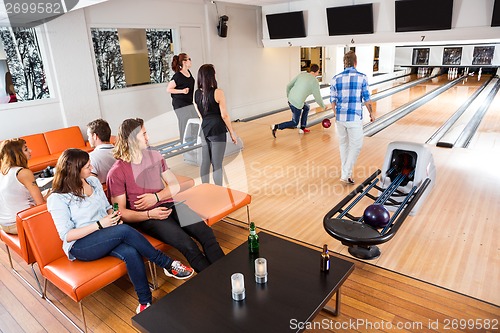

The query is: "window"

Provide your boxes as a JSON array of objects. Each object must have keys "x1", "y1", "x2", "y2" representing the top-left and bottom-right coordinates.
[
  {"x1": 90, "y1": 28, "x2": 174, "y2": 91},
  {"x1": 0, "y1": 27, "x2": 50, "y2": 103}
]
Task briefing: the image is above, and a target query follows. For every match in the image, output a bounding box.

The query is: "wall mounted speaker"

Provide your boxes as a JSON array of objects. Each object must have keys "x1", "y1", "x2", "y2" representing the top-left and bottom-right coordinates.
[{"x1": 218, "y1": 15, "x2": 229, "y2": 38}]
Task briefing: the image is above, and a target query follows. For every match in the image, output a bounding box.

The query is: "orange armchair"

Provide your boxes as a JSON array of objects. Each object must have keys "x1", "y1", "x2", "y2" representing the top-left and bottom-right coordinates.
[
  {"x1": 22, "y1": 207, "x2": 128, "y2": 333},
  {"x1": 0, "y1": 204, "x2": 46, "y2": 296}
]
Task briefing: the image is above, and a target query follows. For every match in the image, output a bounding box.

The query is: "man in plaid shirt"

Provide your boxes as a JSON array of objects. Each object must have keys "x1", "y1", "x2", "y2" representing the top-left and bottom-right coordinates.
[{"x1": 330, "y1": 51, "x2": 375, "y2": 185}]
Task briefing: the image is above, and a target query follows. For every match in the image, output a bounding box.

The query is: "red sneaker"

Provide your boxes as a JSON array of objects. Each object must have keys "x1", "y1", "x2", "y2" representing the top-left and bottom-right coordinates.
[
  {"x1": 136, "y1": 303, "x2": 151, "y2": 314},
  {"x1": 164, "y1": 260, "x2": 194, "y2": 280},
  {"x1": 299, "y1": 128, "x2": 311, "y2": 134}
]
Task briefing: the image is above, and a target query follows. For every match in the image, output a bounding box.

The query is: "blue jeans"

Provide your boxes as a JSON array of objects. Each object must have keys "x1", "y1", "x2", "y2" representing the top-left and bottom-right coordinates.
[
  {"x1": 135, "y1": 202, "x2": 224, "y2": 273},
  {"x1": 69, "y1": 224, "x2": 173, "y2": 305},
  {"x1": 276, "y1": 102, "x2": 310, "y2": 130},
  {"x1": 201, "y1": 132, "x2": 227, "y2": 186}
]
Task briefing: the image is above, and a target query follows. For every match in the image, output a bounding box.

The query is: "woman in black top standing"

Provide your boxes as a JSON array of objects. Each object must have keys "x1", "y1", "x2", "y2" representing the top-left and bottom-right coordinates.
[
  {"x1": 194, "y1": 64, "x2": 237, "y2": 186},
  {"x1": 166, "y1": 53, "x2": 199, "y2": 141}
]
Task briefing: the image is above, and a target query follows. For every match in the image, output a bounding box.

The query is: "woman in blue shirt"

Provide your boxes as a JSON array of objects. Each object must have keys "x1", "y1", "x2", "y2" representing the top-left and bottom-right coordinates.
[{"x1": 47, "y1": 148, "x2": 193, "y2": 314}]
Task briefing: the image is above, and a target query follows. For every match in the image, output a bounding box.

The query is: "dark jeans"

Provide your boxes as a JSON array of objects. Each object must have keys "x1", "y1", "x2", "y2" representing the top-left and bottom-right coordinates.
[
  {"x1": 135, "y1": 203, "x2": 224, "y2": 273},
  {"x1": 201, "y1": 132, "x2": 227, "y2": 186},
  {"x1": 276, "y1": 102, "x2": 310, "y2": 130},
  {"x1": 69, "y1": 224, "x2": 172, "y2": 305}
]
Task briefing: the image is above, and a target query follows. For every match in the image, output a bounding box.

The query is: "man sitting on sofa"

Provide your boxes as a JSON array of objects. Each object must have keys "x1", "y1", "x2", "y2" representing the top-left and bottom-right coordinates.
[{"x1": 87, "y1": 119, "x2": 116, "y2": 183}]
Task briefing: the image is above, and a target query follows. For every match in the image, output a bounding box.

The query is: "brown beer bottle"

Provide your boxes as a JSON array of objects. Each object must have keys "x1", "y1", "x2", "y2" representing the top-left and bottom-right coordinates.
[{"x1": 320, "y1": 244, "x2": 330, "y2": 272}]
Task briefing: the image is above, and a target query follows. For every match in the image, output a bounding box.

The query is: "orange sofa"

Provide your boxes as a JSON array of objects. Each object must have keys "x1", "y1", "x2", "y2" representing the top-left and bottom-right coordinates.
[{"x1": 20, "y1": 126, "x2": 92, "y2": 172}]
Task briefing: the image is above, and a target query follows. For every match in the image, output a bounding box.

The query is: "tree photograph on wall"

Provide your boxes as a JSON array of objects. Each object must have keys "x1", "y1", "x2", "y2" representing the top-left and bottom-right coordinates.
[
  {"x1": 146, "y1": 29, "x2": 174, "y2": 84},
  {"x1": 0, "y1": 27, "x2": 50, "y2": 101},
  {"x1": 91, "y1": 28, "x2": 126, "y2": 91}
]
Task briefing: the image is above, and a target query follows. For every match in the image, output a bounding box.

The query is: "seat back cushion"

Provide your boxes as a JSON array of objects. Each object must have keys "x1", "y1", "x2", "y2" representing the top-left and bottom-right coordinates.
[
  {"x1": 22, "y1": 208, "x2": 65, "y2": 272},
  {"x1": 44, "y1": 126, "x2": 86, "y2": 155},
  {"x1": 14, "y1": 204, "x2": 48, "y2": 264},
  {"x1": 20, "y1": 133, "x2": 50, "y2": 159}
]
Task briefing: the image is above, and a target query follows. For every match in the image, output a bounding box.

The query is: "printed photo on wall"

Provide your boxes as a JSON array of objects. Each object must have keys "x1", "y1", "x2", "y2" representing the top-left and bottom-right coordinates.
[
  {"x1": 472, "y1": 46, "x2": 495, "y2": 65},
  {"x1": 442, "y1": 47, "x2": 462, "y2": 65},
  {"x1": 412, "y1": 48, "x2": 430, "y2": 65}
]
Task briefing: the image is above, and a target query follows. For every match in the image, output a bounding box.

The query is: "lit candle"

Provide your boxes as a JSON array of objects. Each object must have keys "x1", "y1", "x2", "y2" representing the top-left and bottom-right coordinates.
[
  {"x1": 254, "y1": 258, "x2": 268, "y2": 283},
  {"x1": 231, "y1": 273, "x2": 245, "y2": 301}
]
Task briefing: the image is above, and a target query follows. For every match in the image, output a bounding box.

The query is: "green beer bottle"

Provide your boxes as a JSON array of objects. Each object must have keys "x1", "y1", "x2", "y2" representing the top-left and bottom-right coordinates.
[
  {"x1": 248, "y1": 222, "x2": 259, "y2": 253},
  {"x1": 113, "y1": 203, "x2": 121, "y2": 224}
]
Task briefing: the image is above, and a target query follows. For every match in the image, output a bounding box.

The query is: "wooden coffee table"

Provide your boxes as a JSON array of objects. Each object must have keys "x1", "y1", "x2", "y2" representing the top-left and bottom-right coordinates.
[{"x1": 132, "y1": 232, "x2": 354, "y2": 333}]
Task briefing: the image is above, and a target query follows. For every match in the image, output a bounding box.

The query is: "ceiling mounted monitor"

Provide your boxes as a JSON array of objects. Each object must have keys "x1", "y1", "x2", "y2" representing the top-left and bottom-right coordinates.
[
  {"x1": 326, "y1": 4, "x2": 374, "y2": 36},
  {"x1": 492, "y1": 0, "x2": 500, "y2": 27},
  {"x1": 266, "y1": 11, "x2": 306, "y2": 39},
  {"x1": 395, "y1": 0, "x2": 453, "y2": 32}
]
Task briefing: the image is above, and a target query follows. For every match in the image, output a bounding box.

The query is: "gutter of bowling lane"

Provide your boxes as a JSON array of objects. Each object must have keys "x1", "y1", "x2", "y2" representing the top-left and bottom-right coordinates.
[
  {"x1": 454, "y1": 77, "x2": 500, "y2": 148},
  {"x1": 426, "y1": 76, "x2": 494, "y2": 145},
  {"x1": 370, "y1": 74, "x2": 439, "y2": 102},
  {"x1": 363, "y1": 75, "x2": 467, "y2": 137}
]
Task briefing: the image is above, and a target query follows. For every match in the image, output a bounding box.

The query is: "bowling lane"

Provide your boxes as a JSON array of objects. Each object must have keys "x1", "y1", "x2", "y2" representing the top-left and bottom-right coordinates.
[
  {"x1": 468, "y1": 83, "x2": 500, "y2": 151},
  {"x1": 361, "y1": 74, "x2": 451, "y2": 125},
  {"x1": 370, "y1": 73, "x2": 418, "y2": 94},
  {"x1": 368, "y1": 75, "x2": 491, "y2": 143}
]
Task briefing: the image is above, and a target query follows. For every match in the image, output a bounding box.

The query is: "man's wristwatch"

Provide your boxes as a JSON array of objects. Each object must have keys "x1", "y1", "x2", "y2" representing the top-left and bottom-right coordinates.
[{"x1": 96, "y1": 221, "x2": 103, "y2": 230}]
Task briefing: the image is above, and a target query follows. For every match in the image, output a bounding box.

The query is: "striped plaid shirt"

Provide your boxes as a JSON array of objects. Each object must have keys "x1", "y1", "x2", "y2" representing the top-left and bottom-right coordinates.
[{"x1": 330, "y1": 67, "x2": 371, "y2": 122}]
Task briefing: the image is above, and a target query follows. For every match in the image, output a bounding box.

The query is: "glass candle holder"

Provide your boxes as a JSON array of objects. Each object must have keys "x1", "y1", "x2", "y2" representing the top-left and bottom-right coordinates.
[
  {"x1": 254, "y1": 258, "x2": 268, "y2": 284},
  {"x1": 231, "y1": 273, "x2": 245, "y2": 301}
]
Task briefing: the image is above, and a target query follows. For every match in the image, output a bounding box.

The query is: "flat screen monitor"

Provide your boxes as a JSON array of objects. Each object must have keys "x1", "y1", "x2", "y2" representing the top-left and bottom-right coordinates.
[
  {"x1": 326, "y1": 4, "x2": 374, "y2": 36},
  {"x1": 492, "y1": 0, "x2": 500, "y2": 26},
  {"x1": 266, "y1": 11, "x2": 306, "y2": 39},
  {"x1": 395, "y1": 0, "x2": 453, "y2": 32}
]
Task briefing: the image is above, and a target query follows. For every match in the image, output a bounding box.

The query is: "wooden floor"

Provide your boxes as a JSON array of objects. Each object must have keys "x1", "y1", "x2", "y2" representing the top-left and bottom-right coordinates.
[
  {"x1": 167, "y1": 74, "x2": 500, "y2": 306},
  {"x1": 2, "y1": 73, "x2": 499, "y2": 332},
  {"x1": 1, "y1": 222, "x2": 499, "y2": 333}
]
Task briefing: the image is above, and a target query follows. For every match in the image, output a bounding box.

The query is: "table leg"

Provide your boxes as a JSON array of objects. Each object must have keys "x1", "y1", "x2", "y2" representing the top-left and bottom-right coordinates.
[{"x1": 322, "y1": 287, "x2": 341, "y2": 316}]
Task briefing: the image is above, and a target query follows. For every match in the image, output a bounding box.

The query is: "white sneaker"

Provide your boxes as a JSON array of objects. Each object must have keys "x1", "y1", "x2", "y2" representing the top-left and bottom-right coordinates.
[
  {"x1": 163, "y1": 260, "x2": 194, "y2": 280},
  {"x1": 136, "y1": 303, "x2": 151, "y2": 314}
]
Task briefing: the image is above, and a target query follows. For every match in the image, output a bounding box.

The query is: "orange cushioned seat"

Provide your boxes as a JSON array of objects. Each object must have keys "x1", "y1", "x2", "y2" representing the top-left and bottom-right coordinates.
[
  {"x1": 175, "y1": 184, "x2": 251, "y2": 226},
  {"x1": 22, "y1": 207, "x2": 127, "y2": 332},
  {"x1": 0, "y1": 204, "x2": 46, "y2": 295}
]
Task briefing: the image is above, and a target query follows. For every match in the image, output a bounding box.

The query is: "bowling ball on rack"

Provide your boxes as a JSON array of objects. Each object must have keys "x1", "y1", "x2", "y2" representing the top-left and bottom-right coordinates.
[
  {"x1": 322, "y1": 118, "x2": 331, "y2": 128},
  {"x1": 363, "y1": 204, "x2": 391, "y2": 228}
]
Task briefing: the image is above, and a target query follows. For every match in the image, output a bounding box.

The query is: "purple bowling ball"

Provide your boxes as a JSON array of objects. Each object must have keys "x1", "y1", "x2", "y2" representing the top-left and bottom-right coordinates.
[{"x1": 363, "y1": 204, "x2": 391, "y2": 228}]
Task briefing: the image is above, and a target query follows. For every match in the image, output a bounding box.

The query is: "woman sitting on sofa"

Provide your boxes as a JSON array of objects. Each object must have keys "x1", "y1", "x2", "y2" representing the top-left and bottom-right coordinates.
[
  {"x1": 0, "y1": 138, "x2": 46, "y2": 234},
  {"x1": 47, "y1": 148, "x2": 194, "y2": 313}
]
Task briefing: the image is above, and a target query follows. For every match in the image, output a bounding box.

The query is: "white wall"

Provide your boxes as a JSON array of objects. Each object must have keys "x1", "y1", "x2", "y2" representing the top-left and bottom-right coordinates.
[{"x1": 0, "y1": 0, "x2": 294, "y2": 143}]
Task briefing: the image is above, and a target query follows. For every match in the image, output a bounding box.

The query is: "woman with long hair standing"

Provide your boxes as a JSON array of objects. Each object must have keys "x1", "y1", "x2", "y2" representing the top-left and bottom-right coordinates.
[
  {"x1": 166, "y1": 53, "x2": 199, "y2": 141},
  {"x1": 0, "y1": 138, "x2": 45, "y2": 234},
  {"x1": 194, "y1": 64, "x2": 237, "y2": 186},
  {"x1": 47, "y1": 148, "x2": 193, "y2": 314}
]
